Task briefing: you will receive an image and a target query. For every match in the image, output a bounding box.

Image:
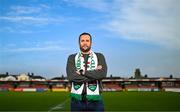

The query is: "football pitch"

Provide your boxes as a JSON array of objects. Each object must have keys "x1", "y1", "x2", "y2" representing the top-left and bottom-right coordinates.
[{"x1": 0, "y1": 91, "x2": 180, "y2": 111}]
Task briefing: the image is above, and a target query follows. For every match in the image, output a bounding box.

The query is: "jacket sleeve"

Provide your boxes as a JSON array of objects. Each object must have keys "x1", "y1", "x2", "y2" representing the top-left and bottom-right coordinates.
[
  {"x1": 85, "y1": 53, "x2": 107, "y2": 80},
  {"x1": 66, "y1": 54, "x2": 89, "y2": 82}
]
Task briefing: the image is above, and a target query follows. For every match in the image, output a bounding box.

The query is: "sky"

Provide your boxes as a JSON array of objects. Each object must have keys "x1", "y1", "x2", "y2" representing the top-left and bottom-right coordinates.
[{"x1": 0, "y1": 0, "x2": 180, "y2": 79}]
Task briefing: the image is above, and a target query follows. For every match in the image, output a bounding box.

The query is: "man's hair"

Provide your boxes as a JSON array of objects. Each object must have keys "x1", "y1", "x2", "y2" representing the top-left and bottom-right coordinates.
[{"x1": 79, "y1": 32, "x2": 92, "y2": 43}]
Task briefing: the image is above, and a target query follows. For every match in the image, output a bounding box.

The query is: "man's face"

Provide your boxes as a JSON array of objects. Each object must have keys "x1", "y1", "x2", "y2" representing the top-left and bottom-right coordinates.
[{"x1": 79, "y1": 34, "x2": 92, "y2": 53}]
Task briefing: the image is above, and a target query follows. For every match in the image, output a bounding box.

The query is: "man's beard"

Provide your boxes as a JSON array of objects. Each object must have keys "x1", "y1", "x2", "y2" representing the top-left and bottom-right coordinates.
[{"x1": 80, "y1": 45, "x2": 91, "y2": 53}]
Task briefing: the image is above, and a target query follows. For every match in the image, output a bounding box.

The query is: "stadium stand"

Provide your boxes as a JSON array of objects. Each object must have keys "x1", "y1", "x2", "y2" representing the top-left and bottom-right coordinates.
[
  {"x1": 103, "y1": 83, "x2": 122, "y2": 91},
  {"x1": 0, "y1": 73, "x2": 180, "y2": 92}
]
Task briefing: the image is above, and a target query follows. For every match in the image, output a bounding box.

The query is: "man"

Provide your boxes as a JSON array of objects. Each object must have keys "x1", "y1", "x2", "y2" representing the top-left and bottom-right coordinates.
[{"x1": 66, "y1": 32, "x2": 107, "y2": 111}]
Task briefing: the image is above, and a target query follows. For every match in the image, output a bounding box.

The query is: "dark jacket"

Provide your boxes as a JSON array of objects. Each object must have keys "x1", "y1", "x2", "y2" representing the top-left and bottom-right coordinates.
[{"x1": 66, "y1": 52, "x2": 107, "y2": 91}]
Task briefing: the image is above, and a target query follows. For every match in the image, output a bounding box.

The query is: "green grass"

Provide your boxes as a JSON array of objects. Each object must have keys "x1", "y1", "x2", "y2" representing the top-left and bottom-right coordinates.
[
  {"x1": 103, "y1": 92, "x2": 180, "y2": 111},
  {"x1": 0, "y1": 92, "x2": 70, "y2": 111},
  {"x1": 0, "y1": 91, "x2": 180, "y2": 111}
]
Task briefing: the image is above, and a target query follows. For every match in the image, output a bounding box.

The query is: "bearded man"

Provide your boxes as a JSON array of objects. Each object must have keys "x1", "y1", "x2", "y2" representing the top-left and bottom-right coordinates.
[{"x1": 66, "y1": 32, "x2": 107, "y2": 111}]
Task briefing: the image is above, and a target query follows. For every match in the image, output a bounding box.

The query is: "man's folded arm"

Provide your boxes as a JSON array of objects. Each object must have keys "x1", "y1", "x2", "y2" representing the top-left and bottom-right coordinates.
[
  {"x1": 85, "y1": 53, "x2": 107, "y2": 80},
  {"x1": 66, "y1": 54, "x2": 88, "y2": 82}
]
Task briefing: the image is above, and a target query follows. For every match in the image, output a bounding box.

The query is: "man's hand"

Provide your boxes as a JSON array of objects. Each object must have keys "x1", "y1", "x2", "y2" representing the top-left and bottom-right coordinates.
[
  {"x1": 76, "y1": 71, "x2": 80, "y2": 75},
  {"x1": 96, "y1": 65, "x2": 102, "y2": 70},
  {"x1": 76, "y1": 69, "x2": 85, "y2": 75}
]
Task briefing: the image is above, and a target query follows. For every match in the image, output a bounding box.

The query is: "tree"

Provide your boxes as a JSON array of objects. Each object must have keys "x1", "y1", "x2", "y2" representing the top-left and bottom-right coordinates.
[
  {"x1": 144, "y1": 74, "x2": 148, "y2": 78},
  {"x1": 31, "y1": 73, "x2": 34, "y2": 76},
  {"x1": 110, "y1": 74, "x2": 113, "y2": 78},
  {"x1": 129, "y1": 76, "x2": 134, "y2": 79},
  {"x1": 61, "y1": 74, "x2": 64, "y2": 78},
  {"x1": 6, "y1": 72, "x2": 9, "y2": 76},
  {"x1": 169, "y1": 74, "x2": 173, "y2": 79}
]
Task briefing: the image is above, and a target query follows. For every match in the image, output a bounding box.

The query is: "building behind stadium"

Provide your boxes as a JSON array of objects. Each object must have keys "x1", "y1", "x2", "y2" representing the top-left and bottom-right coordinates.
[{"x1": 0, "y1": 69, "x2": 180, "y2": 92}]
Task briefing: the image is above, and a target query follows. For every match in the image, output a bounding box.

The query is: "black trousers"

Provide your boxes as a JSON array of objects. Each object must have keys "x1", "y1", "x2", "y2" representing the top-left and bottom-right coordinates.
[{"x1": 71, "y1": 98, "x2": 104, "y2": 112}]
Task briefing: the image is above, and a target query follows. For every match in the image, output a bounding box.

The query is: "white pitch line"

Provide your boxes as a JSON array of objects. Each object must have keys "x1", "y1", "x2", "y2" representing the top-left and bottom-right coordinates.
[{"x1": 48, "y1": 98, "x2": 70, "y2": 112}]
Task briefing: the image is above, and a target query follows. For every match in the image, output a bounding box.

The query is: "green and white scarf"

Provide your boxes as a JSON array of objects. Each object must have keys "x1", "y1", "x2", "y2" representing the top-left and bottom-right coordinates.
[{"x1": 70, "y1": 51, "x2": 101, "y2": 101}]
